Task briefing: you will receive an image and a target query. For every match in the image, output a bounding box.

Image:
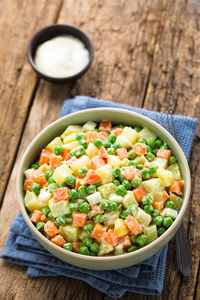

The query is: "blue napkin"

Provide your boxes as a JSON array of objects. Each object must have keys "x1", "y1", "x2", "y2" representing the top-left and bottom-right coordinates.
[{"x1": 1, "y1": 96, "x2": 198, "y2": 298}]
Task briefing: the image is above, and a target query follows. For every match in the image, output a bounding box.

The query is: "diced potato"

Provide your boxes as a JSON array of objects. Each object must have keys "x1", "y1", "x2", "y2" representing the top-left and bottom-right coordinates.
[
  {"x1": 107, "y1": 155, "x2": 122, "y2": 168},
  {"x1": 83, "y1": 121, "x2": 97, "y2": 132},
  {"x1": 138, "y1": 127, "x2": 157, "y2": 141},
  {"x1": 114, "y1": 218, "x2": 129, "y2": 237},
  {"x1": 49, "y1": 198, "x2": 70, "y2": 218},
  {"x1": 63, "y1": 133, "x2": 77, "y2": 144},
  {"x1": 122, "y1": 191, "x2": 138, "y2": 208},
  {"x1": 24, "y1": 191, "x2": 41, "y2": 212},
  {"x1": 39, "y1": 163, "x2": 48, "y2": 173},
  {"x1": 78, "y1": 229, "x2": 91, "y2": 241},
  {"x1": 98, "y1": 240, "x2": 114, "y2": 256},
  {"x1": 59, "y1": 225, "x2": 79, "y2": 242},
  {"x1": 52, "y1": 164, "x2": 72, "y2": 185},
  {"x1": 142, "y1": 178, "x2": 165, "y2": 193},
  {"x1": 103, "y1": 207, "x2": 122, "y2": 226},
  {"x1": 161, "y1": 208, "x2": 178, "y2": 219},
  {"x1": 70, "y1": 155, "x2": 91, "y2": 176},
  {"x1": 116, "y1": 136, "x2": 132, "y2": 148},
  {"x1": 167, "y1": 163, "x2": 181, "y2": 180},
  {"x1": 38, "y1": 189, "x2": 51, "y2": 207},
  {"x1": 157, "y1": 168, "x2": 175, "y2": 187},
  {"x1": 120, "y1": 158, "x2": 129, "y2": 166},
  {"x1": 152, "y1": 158, "x2": 168, "y2": 169},
  {"x1": 46, "y1": 137, "x2": 63, "y2": 152},
  {"x1": 62, "y1": 141, "x2": 80, "y2": 150},
  {"x1": 24, "y1": 169, "x2": 33, "y2": 179},
  {"x1": 133, "y1": 155, "x2": 147, "y2": 165},
  {"x1": 130, "y1": 204, "x2": 138, "y2": 217},
  {"x1": 114, "y1": 244, "x2": 124, "y2": 256},
  {"x1": 169, "y1": 193, "x2": 183, "y2": 211},
  {"x1": 109, "y1": 193, "x2": 123, "y2": 203},
  {"x1": 152, "y1": 191, "x2": 163, "y2": 202},
  {"x1": 95, "y1": 164, "x2": 113, "y2": 184},
  {"x1": 97, "y1": 183, "x2": 116, "y2": 199},
  {"x1": 86, "y1": 143, "x2": 99, "y2": 158},
  {"x1": 143, "y1": 225, "x2": 158, "y2": 244},
  {"x1": 121, "y1": 127, "x2": 139, "y2": 144},
  {"x1": 136, "y1": 207, "x2": 152, "y2": 226},
  {"x1": 61, "y1": 125, "x2": 83, "y2": 139},
  {"x1": 86, "y1": 192, "x2": 102, "y2": 205}
]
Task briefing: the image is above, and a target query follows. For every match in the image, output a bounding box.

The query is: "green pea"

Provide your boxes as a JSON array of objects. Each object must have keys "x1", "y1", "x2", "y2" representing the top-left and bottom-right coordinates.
[
  {"x1": 63, "y1": 242, "x2": 73, "y2": 251},
  {"x1": 108, "y1": 133, "x2": 117, "y2": 143},
  {"x1": 84, "y1": 223, "x2": 93, "y2": 233},
  {"x1": 152, "y1": 148, "x2": 159, "y2": 155},
  {"x1": 107, "y1": 148, "x2": 115, "y2": 155},
  {"x1": 141, "y1": 168, "x2": 150, "y2": 180},
  {"x1": 47, "y1": 212, "x2": 54, "y2": 220},
  {"x1": 128, "y1": 150, "x2": 137, "y2": 159},
  {"x1": 79, "y1": 246, "x2": 90, "y2": 255},
  {"x1": 134, "y1": 126, "x2": 142, "y2": 132},
  {"x1": 79, "y1": 202, "x2": 90, "y2": 213},
  {"x1": 113, "y1": 179, "x2": 120, "y2": 186},
  {"x1": 115, "y1": 185, "x2": 127, "y2": 196},
  {"x1": 100, "y1": 200, "x2": 109, "y2": 210},
  {"x1": 122, "y1": 180, "x2": 131, "y2": 190},
  {"x1": 146, "y1": 145, "x2": 152, "y2": 153},
  {"x1": 163, "y1": 217, "x2": 173, "y2": 228},
  {"x1": 165, "y1": 201, "x2": 175, "y2": 209},
  {"x1": 102, "y1": 140, "x2": 111, "y2": 148},
  {"x1": 83, "y1": 237, "x2": 93, "y2": 247},
  {"x1": 108, "y1": 201, "x2": 119, "y2": 211},
  {"x1": 119, "y1": 174, "x2": 126, "y2": 182},
  {"x1": 45, "y1": 170, "x2": 53, "y2": 180},
  {"x1": 66, "y1": 215, "x2": 73, "y2": 223},
  {"x1": 69, "y1": 189, "x2": 78, "y2": 199},
  {"x1": 48, "y1": 177, "x2": 56, "y2": 184},
  {"x1": 146, "y1": 152, "x2": 155, "y2": 162},
  {"x1": 147, "y1": 140, "x2": 156, "y2": 149},
  {"x1": 66, "y1": 175, "x2": 76, "y2": 186},
  {"x1": 31, "y1": 162, "x2": 39, "y2": 170},
  {"x1": 93, "y1": 128, "x2": 99, "y2": 132},
  {"x1": 155, "y1": 139, "x2": 163, "y2": 148},
  {"x1": 144, "y1": 204, "x2": 154, "y2": 214},
  {"x1": 90, "y1": 243, "x2": 99, "y2": 253},
  {"x1": 112, "y1": 167, "x2": 121, "y2": 177},
  {"x1": 131, "y1": 177, "x2": 141, "y2": 188},
  {"x1": 128, "y1": 161, "x2": 137, "y2": 167},
  {"x1": 152, "y1": 209, "x2": 160, "y2": 217},
  {"x1": 68, "y1": 202, "x2": 79, "y2": 212},
  {"x1": 80, "y1": 139, "x2": 88, "y2": 149},
  {"x1": 136, "y1": 234, "x2": 147, "y2": 246},
  {"x1": 30, "y1": 183, "x2": 41, "y2": 194},
  {"x1": 138, "y1": 138, "x2": 147, "y2": 144},
  {"x1": 36, "y1": 222, "x2": 45, "y2": 232},
  {"x1": 153, "y1": 216, "x2": 163, "y2": 226},
  {"x1": 127, "y1": 204, "x2": 138, "y2": 215},
  {"x1": 55, "y1": 215, "x2": 66, "y2": 226},
  {"x1": 158, "y1": 227, "x2": 166, "y2": 236},
  {"x1": 131, "y1": 235, "x2": 137, "y2": 244},
  {"x1": 149, "y1": 165, "x2": 157, "y2": 174},
  {"x1": 60, "y1": 182, "x2": 68, "y2": 188},
  {"x1": 78, "y1": 185, "x2": 87, "y2": 198},
  {"x1": 94, "y1": 181, "x2": 101, "y2": 188},
  {"x1": 136, "y1": 164, "x2": 143, "y2": 170},
  {"x1": 69, "y1": 146, "x2": 85, "y2": 158},
  {"x1": 93, "y1": 214, "x2": 103, "y2": 223},
  {"x1": 42, "y1": 206, "x2": 50, "y2": 217},
  {"x1": 93, "y1": 139, "x2": 103, "y2": 148},
  {"x1": 113, "y1": 142, "x2": 122, "y2": 150},
  {"x1": 161, "y1": 144, "x2": 168, "y2": 149},
  {"x1": 87, "y1": 185, "x2": 96, "y2": 195},
  {"x1": 76, "y1": 133, "x2": 84, "y2": 141},
  {"x1": 127, "y1": 245, "x2": 138, "y2": 252},
  {"x1": 48, "y1": 183, "x2": 58, "y2": 194},
  {"x1": 120, "y1": 210, "x2": 129, "y2": 220},
  {"x1": 54, "y1": 146, "x2": 64, "y2": 155},
  {"x1": 142, "y1": 195, "x2": 153, "y2": 205},
  {"x1": 169, "y1": 156, "x2": 177, "y2": 164}
]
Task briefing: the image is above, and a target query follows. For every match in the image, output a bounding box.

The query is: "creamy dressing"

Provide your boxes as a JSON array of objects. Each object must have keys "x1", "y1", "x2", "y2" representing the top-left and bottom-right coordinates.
[{"x1": 34, "y1": 36, "x2": 89, "y2": 78}]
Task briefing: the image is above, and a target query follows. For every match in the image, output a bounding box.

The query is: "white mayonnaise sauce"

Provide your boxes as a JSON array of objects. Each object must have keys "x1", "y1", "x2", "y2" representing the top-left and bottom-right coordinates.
[{"x1": 35, "y1": 36, "x2": 89, "y2": 78}]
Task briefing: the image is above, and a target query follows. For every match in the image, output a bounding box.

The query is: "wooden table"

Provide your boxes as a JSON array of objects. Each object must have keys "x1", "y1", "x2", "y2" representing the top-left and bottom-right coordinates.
[{"x1": 0, "y1": 0, "x2": 200, "y2": 299}]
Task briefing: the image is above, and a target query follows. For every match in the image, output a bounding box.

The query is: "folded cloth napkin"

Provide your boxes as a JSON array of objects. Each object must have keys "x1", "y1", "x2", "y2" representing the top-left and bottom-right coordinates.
[{"x1": 1, "y1": 96, "x2": 198, "y2": 298}]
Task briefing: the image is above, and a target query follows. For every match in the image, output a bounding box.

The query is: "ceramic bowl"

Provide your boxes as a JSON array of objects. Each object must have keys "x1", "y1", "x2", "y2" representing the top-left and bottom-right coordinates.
[
  {"x1": 27, "y1": 24, "x2": 94, "y2": 83},
  {"x1": 17, "y1": 108, "x2": 191, "y2": 270}
]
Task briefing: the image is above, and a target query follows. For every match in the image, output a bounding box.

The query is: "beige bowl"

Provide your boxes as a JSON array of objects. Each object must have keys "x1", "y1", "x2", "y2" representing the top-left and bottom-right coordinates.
[{"x1": 17, "y1": 108, "x2": 191, "y2": 270}]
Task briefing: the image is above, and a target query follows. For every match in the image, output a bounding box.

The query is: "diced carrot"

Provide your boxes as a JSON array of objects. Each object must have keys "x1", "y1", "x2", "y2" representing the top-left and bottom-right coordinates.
[
  {"x1": 124, "y1": 167, "x2": 142, "y2": 181},
  {"x1": 39, "y1": 149, "x2": 52, "y2": 166},
  {"x1": 62, "y1": 148, "x2": 71, "y2": 161},
  {"x1": 118, "y1": 235, "x2": 132, "y2": 248},
  {"x1": 53, "y1": 187, "x2": 70, "y2": 203},
  {"x1": 112, "y1": 128, "x2": 123, "y2": 136},
  {"x1": 99, "y1": 120, "x2": 111, "y2": 132},
  {"x1": 132, "y1": 143, "x2": 147, "y2": 155},
  {"x1": 72, "y1": 212, "x2": 87, "y2": 227},
  {"x1": 97, "y1": 131, "x2": 108, "y2": 141},
  {"x1": 84, "y1": 131, "x2": 98, "y2": 143},
  {"x1": 91, "y1": 155, "x2": 106, "y2": 170},
  {"x1": 169, "y1": 180, "x2": 183, "y2": 195},
  {"x1": 116, "y1": 148, "x2": 129, "y2": 159},
  {"x1": 125, "y1": 215, "x2": 142, "y2": 235},
  {"x1": 157, "y1": 149, "x2": 171, "y2": 160},
  {"x1": 162, "y1": 190, "x2": 169, "y2": 201},
  {"x1": 91, "y1": 223, "x2": 107, "y2": 242},
  {"x1": 71, "y1": 242, "x2": 81, "y2": 252},
  {"x1": 44, "y1": 221, "x2": 59, "y2": 238},
  {"x1": 133, "y1": 186, "x2": 147, "y2": 202},
  {"x1": 85, "y1": 169, "x2": 101, "y2": 184},
  {"x1": 98, "y1": 146, "x2": 108, "y2": 159},
  {"x1": 153, "y1": 201, "x2": 164, "y2": 212},
  {"x1": 49, "y1": 154, "x2": 63, "y2": 169},
  {"x1": 104, "y1": 229, "x2": 119, "y2": 246},
  {"x1": 66, "y1": 157, "x2": 77, "y2": 166},
  {"x1": 32, "y1": 169, "x2": 47, "y2": 186},
  {"x1": 30, "y1": 210, "x2": 42, "y2": 224},
  {"x1": 51, "y1": 234, "x2": 66, "y2": 247},
  {"x1": 91, "y1": 204, "x2": 104, "y2": 216},
  {"x1": 24, "y1": 178, "x2": 34, "y2": 191}
]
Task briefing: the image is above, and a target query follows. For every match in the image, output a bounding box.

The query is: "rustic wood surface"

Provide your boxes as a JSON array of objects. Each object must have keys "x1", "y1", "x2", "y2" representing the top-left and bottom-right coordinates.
[{"x1": 0, "y1": 0, "x2": 199, "y2": 299}]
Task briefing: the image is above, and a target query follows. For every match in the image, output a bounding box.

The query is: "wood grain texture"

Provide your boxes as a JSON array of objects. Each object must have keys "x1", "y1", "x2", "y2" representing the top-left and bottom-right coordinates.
[{"x1": 0, "y1": 0, "x2": 199, "y2": 299}]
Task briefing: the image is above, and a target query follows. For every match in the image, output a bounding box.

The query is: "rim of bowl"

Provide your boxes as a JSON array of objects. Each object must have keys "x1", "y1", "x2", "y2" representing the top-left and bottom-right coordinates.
[
  {"x1": 17, "y1": 107, "x2": 191, "y2": 263},
  {"x1": 27, "y1": 24, "x2": 94, "y2": 83}
]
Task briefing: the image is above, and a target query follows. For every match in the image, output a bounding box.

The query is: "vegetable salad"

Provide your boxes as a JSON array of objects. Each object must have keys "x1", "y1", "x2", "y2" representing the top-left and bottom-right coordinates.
[{"x1": 23, "y1": 120, "x2": 184, "y2": 256}]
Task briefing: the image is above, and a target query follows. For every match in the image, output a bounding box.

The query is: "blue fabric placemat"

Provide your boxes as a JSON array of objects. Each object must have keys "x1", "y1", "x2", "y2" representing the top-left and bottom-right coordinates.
[{"x1": 1, "y1": 96, "x2": 198, "y2": 298}]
